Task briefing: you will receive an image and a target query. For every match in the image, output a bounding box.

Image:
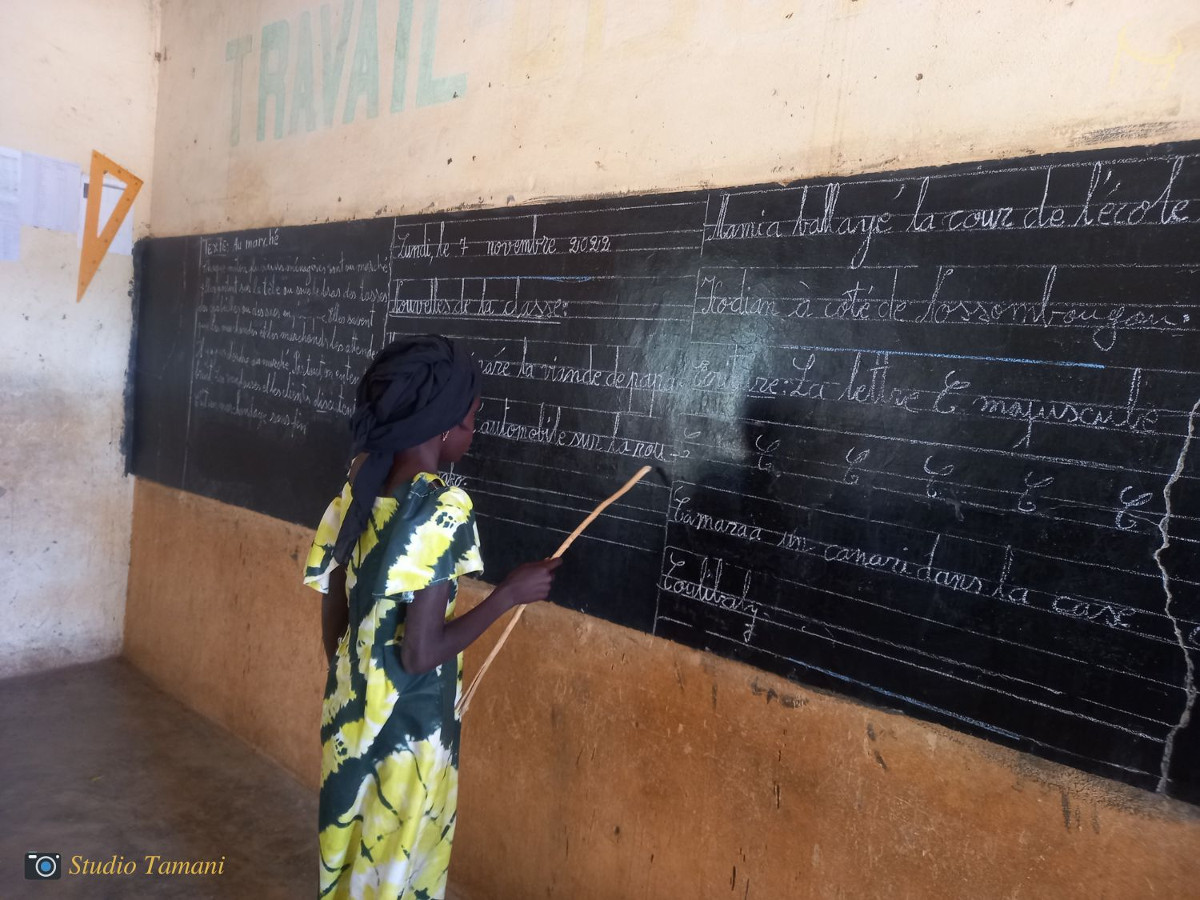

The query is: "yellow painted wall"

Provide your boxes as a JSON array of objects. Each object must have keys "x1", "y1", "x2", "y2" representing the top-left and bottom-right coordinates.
[
  {"x1": 126, "y1": 0, "x2": 1200, "y2": 896},
  {"x1": 150, "y1": 0, "x2": 1200, "y2": 237},
  {"x1": 0, "y1": 0, "x2": 159, "y2": 676}
]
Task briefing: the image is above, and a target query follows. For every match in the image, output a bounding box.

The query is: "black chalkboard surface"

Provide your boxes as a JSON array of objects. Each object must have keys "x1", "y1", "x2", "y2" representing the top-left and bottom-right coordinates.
[{"x1": 132, "y1": 142, "x2": 1200, "y2": 803}]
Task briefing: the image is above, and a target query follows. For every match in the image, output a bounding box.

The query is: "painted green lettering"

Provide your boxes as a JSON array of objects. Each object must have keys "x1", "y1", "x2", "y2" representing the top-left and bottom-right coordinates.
[
  {"x1": 390, "y1": 0, "x2": 414, "y2": 112},
  {"x1": 344, "y1": 0, "x2": 380, "y2": 123},
  {"x1": 289, "y1": 11, "x2": 317, "y2": 134},
  {"x1": 416, "y1": 0, "x2": 466, "y2": 107},
  {"x1": 258, "y1": 20, "x2": 289, "y2": 140},
  {"x1": 320, "y1": 0, "x2": 354, "y2": 128},
  {"x1": 225, "y1": 35, "x2": 252, "y2": 147}
]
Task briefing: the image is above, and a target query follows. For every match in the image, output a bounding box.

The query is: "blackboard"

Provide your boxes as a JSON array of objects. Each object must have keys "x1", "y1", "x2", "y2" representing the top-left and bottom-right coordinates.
[{"x1": 131, "y1": 142, "x2": 1200, "y2": 804}]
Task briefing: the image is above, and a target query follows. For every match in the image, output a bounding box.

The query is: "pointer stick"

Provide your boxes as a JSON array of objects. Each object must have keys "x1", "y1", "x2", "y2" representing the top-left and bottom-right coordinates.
[{"x1": 456, "y1": 466, "x2": 653, "y2": 716}]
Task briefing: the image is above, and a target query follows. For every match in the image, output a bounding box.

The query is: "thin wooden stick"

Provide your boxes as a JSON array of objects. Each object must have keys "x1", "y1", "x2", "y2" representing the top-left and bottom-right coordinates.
[{"x1": 456, "y1": 466, "x2": 653, "y2": 716}]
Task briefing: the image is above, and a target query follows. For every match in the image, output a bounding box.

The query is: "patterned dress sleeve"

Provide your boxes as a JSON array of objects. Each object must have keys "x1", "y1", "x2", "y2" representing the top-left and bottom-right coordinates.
[
  {"x1": 302, "y1": 482, "x2": 353, "y2": 593},
  {"x1": 380, "y1": 486, "x2": 484, "y2": 598}
]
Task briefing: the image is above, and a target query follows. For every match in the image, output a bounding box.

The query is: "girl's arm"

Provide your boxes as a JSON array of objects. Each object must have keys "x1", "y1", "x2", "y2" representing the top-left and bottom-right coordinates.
[
  {"x1": 321, "y1": 565, "x2": 349, "y2": 664},
  {"x1": 400, "y1": 559, "x2": 561, "y2": 674}
]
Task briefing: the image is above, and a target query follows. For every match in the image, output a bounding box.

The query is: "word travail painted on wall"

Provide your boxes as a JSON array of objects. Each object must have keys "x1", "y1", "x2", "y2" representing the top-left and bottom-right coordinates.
[{"x1": 225, "y1": 0, "x2": 467, "y2": 146}]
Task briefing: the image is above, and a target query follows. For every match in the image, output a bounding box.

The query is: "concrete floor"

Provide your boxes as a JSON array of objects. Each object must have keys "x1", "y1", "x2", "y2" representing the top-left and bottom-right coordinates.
[{"x1": 0, "y1": 658, "x2": 317, "y2": 899}]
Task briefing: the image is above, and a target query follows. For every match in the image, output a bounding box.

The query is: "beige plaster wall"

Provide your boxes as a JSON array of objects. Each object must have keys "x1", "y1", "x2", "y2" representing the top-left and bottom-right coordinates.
[
  {"x1": 0, "y1": 0, "x2": 159, "y2": 676},
  {"x1": 126, "y1": 0, "x2": 1200, "y2": 896},
  {"x1": 149, "y1": 0, "x2": 1200, "y2": 237}
]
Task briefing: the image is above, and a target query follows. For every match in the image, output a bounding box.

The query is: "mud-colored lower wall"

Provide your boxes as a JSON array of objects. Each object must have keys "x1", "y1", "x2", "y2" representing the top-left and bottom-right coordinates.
[{"x1": 124, "y1": 479, "x2": 1200, "y2": 898}]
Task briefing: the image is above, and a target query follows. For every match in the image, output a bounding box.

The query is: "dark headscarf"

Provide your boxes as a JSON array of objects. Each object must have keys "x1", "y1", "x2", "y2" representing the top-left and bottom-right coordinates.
[{"x1": 332, "y1": 334, "x2": 480, "y2": 564}]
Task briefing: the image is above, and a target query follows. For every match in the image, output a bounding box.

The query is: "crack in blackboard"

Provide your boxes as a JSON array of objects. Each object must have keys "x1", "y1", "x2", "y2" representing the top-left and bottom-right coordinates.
[{"x1": 1155, "y1": 395, "x2": 1200, "y2": 793}]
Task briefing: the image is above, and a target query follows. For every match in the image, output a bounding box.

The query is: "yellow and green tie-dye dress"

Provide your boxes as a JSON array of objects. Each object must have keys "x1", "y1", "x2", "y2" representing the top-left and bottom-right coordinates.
[{"x1": 303, "y1": 472, "x2": 483, "y2": 900}]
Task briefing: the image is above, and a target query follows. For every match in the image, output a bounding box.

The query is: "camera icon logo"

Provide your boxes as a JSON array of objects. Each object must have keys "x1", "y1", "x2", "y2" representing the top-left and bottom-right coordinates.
[{"x1": 25, "y1": 852, "x2": 62, "y2": 879}]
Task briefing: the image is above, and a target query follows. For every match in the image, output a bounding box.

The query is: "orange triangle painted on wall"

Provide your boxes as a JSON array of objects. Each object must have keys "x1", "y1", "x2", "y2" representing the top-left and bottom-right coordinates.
[{"x1": 77, "y1": 151, "x2": 143, "y2": 302}]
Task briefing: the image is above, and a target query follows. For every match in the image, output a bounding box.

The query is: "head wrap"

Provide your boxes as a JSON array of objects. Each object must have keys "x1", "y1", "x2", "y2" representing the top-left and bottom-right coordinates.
[{"x1": 333, "y1": 334, "x2": 480, "y2": 564}]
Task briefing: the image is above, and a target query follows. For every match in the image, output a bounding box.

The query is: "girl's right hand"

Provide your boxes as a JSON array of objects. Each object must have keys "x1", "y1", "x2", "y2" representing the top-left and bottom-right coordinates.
[{"x1": 498, "y1": 558, "x2": 563, "y2": 607}]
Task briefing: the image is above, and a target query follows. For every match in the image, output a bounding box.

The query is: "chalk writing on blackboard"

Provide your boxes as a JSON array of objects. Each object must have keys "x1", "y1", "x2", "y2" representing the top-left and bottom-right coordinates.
[{"x1": 134, "y1": 144, "x2": 1200, "y2": 803}]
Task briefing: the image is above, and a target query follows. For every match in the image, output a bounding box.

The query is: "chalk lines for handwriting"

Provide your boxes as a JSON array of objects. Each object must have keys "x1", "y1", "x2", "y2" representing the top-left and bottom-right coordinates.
[
  {"x1": 690, "y1": 361, "x2": 1181, "y2": 446},
  {"x1": 202, "y1": 256, "x2": 389, "y2": 277},
  {"x1": 708, "y1": 409, "x2": 1198, "y2": 484},
  {"x1": 389, "y1": 310, "x2": 689, "y2": 325},
  {"x1": 393, "y1": 206, "x2": 705, "y2": 248},
  {"x1": 692, "y1": 287, "x2": 1196, "y2": 316},
  {"x1": 467, "y1": 453, "x2": 668, "y2": 514},
  {"x1": 673, "y1": 569, "x2": 1180, "y2": 733},
  {"x1": 388, "y1": 312, "x2": 565, "y2": 326},
  {"x1": 703, "y1": 195, "x2": 1193, "y2": 250},
  {"x1": 699, "y1": 625, "x2": 1167, "y2": 778},
  {"x1": 691, "y1": 345, "x2": 1200, "y2": 429},
  {"x1": 469, "y1": 482, "x2": 657, "y2": 533},
  {"x1": 478, "y1": 232, "x2": 700, "y2": 256},
  {"x1": 386, "y1": 307, "x2": 688, "y2": 326},
  {"x1": 765, "y1": 514, "x2": 1158, "y2": 638},
  {"x1": 681, "y1": 412, "x2": 1193, "y2": 494},
  {"x1": 667, "y1": 477, "x2": 1198, "y2": 640},
  {"x1": 390, "y1": 213, "x2": 703, "y2": 259},
  {"x1": 670, "y1": 549, "x2": 1183, "y2": 693},
  {"x1": 695, "y1": 290, "x2": 1193, "y2": 343},
  {"x1": 476, "y1": 397, "x2": 671, "y2": 463},
  {"x1": 480, "y1": 298, "x2": 693, "y2": 310},
  {"x1": 668, "y1": 607, "x2": 1167, "y2": 741},
  {"x1": 400, "y1": 273, "x2": 696, "y2": 284},
  {"x1": 478, "y1": 511, "x2": 654, "y2": 555},
  {"x1": 393, "y1": 198, "x2": 705, "y2": 231},
  {"x1": 478, "y1": 350, "x2": 680, "y2": 393},
  {"x1": 664, "y1": 617, "x2": 1168, "y2": 777},
  {"x1": 682, "y1": 441, "x2": 1195, "y2": 551},
  {"x1": 709, "y1": 341, "x2": 1109, "y2": 372},
  {"x1": 451, "y1": 333, "x2": 685, "y2": 351},
  {"x1": 468, "y1": 466, "x2": 663, "y2": 516},
  {"x1": 699, "y1": 261, "x2": 1197, "y2": 270},
  {"x1": 469, "y1": 237, "x2": 702, "y2": 257},
  {"x1": 479, "y1": 392, "x2": 658, "y2": 421},
  {"x1": 703, "y1": 161, "x2": 1193, "y2": 272}
]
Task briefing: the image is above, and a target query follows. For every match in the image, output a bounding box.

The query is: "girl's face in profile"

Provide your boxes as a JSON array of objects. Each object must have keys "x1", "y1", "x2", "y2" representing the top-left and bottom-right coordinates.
[{"x1": 441, "y1": 395, "x2": 482, "y2": 463}]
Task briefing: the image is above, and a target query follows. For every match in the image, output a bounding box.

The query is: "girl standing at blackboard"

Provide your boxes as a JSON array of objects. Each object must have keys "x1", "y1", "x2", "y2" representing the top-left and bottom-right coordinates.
[{"x1": 302, "y1": 334, "x2": 560, "y2": 900}]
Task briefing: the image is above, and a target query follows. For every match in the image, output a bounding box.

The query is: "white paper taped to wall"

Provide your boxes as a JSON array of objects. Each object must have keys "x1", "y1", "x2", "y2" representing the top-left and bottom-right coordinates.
[
  {"x1": 0, "y1": 147, "x2": 20, "y2": 203},
  {"x1": 0, "y1": 203, "x2": 19, "y2": 261},
  {"x1": 20, "y1": 151, "x2": 82, "y2": 234},
  {"x1": 0, "y1": 147, "x2": 20, "y2": 260}
]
